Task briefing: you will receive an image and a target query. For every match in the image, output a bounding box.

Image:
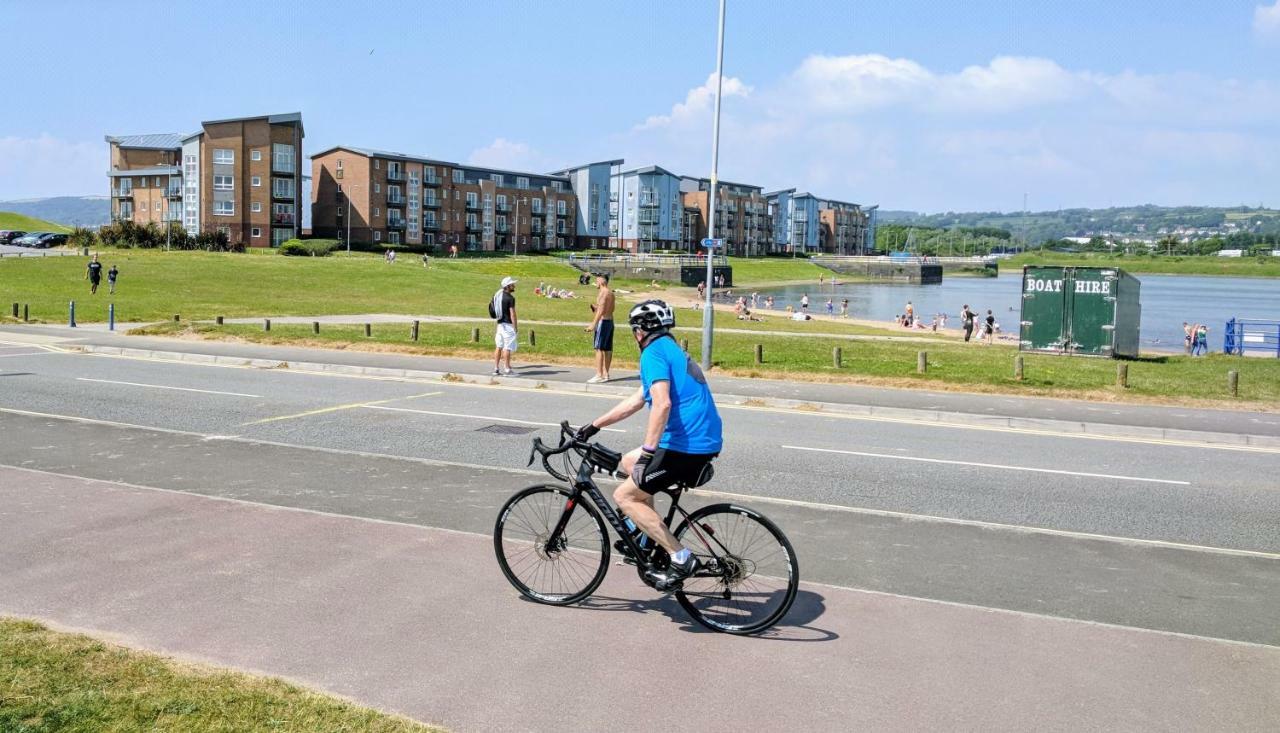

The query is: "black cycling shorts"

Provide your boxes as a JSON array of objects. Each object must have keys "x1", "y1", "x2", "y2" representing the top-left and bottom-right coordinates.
[{"x1": 637, "y1": 448, "x2": 718, "y2": 495}]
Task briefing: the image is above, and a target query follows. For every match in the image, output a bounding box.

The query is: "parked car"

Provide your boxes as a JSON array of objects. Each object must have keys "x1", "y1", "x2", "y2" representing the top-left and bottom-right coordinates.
[
  {"x1": 0, "y1": 230, "x2": 26, "y2": 244},
  {"x1": 12, "y1": 232, "x2": 47, "y2": 247},
  {"x1": 33, "y1": 233, "x2": 68, "y2": 248}
]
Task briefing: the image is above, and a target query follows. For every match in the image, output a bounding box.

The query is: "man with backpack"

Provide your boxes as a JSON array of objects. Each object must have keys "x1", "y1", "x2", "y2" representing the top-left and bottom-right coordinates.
[{"x1": 490, "y1": 276, "x2": 519, "y2": 375}]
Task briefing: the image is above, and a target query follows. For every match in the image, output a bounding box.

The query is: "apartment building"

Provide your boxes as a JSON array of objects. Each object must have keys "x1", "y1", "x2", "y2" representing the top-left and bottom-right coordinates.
[
  {"x1": 605, "y1": 165, "x2": 684, "y2": 252},
  {"x1": 552, "y1": 160, "x2": 623, "y2": 249},
  {"x1": 817, "y1": 200, "x2": 878, "y2": 255},
  {"x1": 310, "y1": 147, "x2": 576, "y2": 251},
  {"x1": 679, "y1": 177, "x2": 772, "y2": 257},
  {"x1": 106, "y1": 113, "x2": 304, "y2": 246}
]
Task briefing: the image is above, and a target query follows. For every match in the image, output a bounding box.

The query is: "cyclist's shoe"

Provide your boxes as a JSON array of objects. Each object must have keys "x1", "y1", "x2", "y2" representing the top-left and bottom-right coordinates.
[{"x1": 648, "y1": 553, "x2": 700, "y2": 592}]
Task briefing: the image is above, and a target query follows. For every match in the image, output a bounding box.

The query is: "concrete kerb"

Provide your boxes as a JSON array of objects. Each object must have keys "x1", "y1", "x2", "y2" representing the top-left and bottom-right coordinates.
[{"x1": 66, "y1": 343, "x2": 1280, "y2": 450}]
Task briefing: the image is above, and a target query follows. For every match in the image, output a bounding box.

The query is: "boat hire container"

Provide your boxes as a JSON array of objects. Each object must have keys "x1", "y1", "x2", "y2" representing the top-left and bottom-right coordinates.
[{"x1": 1019, "y1": 266, "x2": 1141, "y2": 358}]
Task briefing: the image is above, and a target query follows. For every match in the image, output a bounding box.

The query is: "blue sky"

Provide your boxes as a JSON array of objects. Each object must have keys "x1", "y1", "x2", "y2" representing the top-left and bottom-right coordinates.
[{"x1": 2, "y1": 0, "x2": 1278, "y2": 211}]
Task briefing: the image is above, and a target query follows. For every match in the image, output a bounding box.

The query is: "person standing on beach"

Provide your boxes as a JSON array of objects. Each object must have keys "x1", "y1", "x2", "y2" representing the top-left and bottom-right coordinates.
[
  {"x1": 904, "y1": 300, "x2": 915, "y2": 327},
  {"x1": 584, "y1": 273, "x2": 616, "y2": 383},
  {"x1": 1183, "y1": 322, "x2": 1193, "y2": 354},
  {"x1": 840, "y1": 298, "x2": 849, "y2": 318},
  {"x1": 984, "y1": 309, "x2": 996, "y2": 345},
  {"x1": 961, "y1": 304, "x2": 976, "y2": 342},
  {"x1": 800, "y1": 293, "x2": 810, "y2": 313},
  {"x1": 85, "y1": 254, "x2": 103, "y2": 295},
  {"x1": 825, "y1": 298, "x2": 834, "y2": 317}
]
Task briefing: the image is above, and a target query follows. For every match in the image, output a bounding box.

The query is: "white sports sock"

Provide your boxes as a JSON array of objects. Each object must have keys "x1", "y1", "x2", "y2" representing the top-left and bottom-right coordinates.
[{"x1": 671, "y1": 548, "x2": 692, "y2": 564}]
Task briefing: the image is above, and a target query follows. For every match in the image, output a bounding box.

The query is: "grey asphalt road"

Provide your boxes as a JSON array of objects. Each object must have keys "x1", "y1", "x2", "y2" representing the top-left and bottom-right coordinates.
[
  {"x1": 1, "y1": 340, "x2": 1278, "y2": 729},
  {"x1": 6, "y1": 323, "x2": 1279, "y2": 438},
  {"x1": 2, "y1": 469, "x2": 1277, "y2": 733}
]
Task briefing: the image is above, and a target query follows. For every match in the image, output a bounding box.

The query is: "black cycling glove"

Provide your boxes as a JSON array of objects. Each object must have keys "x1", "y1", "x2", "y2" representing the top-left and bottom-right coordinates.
[
  {"x1": 575, "y1": 423, "x2": 601, "y2": 441},
  {"x1": 631, "y1": 447, "x2": 655, "y2": 485}
]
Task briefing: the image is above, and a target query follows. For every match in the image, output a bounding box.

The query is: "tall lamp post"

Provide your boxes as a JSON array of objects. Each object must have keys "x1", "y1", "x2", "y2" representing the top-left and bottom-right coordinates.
[
  {"x1": 700, "y1": 0, "x2": 727, "y2": 371},
  {"x1": 513, "y1": 196, "x2": 528, "y2": 256}
]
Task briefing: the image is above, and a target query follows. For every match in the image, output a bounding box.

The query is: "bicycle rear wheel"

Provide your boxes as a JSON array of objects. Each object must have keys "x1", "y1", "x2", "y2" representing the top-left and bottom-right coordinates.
[
  {"x1": 494, "y1": 484, "x2": 610, "y2": 606},
  {"x1": 673, "y1": 503, "x2": 798, "y2": 635}
]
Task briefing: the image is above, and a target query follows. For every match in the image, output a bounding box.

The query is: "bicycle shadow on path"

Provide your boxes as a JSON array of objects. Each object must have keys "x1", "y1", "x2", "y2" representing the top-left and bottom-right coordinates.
[{"x1": 526, "y1": 588, "x2": 838, "y2": 642}]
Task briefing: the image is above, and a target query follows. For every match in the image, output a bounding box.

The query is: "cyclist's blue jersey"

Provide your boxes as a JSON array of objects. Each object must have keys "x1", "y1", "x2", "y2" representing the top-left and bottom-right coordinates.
[{"x1": 639, "y1": 335, "x2": 723, "y2": 454}]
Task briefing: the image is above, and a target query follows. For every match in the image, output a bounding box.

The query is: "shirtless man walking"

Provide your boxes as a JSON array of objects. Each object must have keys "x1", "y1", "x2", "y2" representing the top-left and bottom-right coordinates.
[{"x1": 585, "y1": 273, "x2": 616, "y2": 383}]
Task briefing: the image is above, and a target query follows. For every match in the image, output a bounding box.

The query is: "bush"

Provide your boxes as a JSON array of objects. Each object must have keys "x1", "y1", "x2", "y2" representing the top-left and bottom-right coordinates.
[
  {"x1": 67, "y1": 227, "x2": 97, "y2": 250},
  {"x1": 278, "y1": 239, "x2": 335, "y2": 257}
]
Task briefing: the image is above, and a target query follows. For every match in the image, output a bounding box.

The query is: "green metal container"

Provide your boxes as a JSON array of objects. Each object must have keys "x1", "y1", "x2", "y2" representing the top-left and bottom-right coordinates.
[{"x1": 1019, "y1": 266, "x2": 1141, "y2": 358}]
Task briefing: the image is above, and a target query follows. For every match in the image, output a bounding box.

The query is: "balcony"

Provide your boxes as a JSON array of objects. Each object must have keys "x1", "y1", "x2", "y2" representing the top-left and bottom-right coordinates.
[
  {"x1": 167, "y1": 187, "x2": 183, "y2": 198},
  {"x1": 422, "y1": 198, "x2": 440, "y2": 208},
  {"x1": 557, "y1": 210, "x2": 570, "y2": 218},
  {"x1": 465, "y1": 221, "x2": 482, "y2": 232},
  {"x1": 387, "y1": 194, "x2": 405, "y2": 206},
  {"x1": 272, "y1": 186, "x2": 295, "y2": 201},
  {"x1": 423, "y1": 177, "x2": 440, "y2": 187},
  {"x1": 272, "y1": 159, "x2": 296, "y2": 175},
  {"x1": 387, "y1": 219, "x2": 406, "y2": 231},
  {"x1": 465, "y1": 200, "x2": 481, "y2": 211},
  {"x1": 495, "y1": 203, "x2": 510, "y2": 213},
  {"x1": 639, "y1": 198, "x2": 660, "y2": 208},
  {"x1": 386, "y1": 168, "x2": 405, "y2": 182},
  {"x1": 638, "y1": 214, "x2": 659, "y2": 225},
  {"x1": 272, "y1": 213, "x2": 296, "y2": 226},
  {"x1": 496, "y1": 224, "x2": 509, "y2": 234},
  {"x1": 112, "y1": 188, "x2": 134, "y2": 199},
  {"x1": 422, "y1": 220, "x2": 440, "y2": 231}
]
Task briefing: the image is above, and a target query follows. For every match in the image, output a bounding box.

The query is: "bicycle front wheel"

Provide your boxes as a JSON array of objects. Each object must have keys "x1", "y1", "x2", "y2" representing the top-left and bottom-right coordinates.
[
  {"x1": 493, "y1": 484, "x2": 610, "y2": 606},
  {"x1": 673, "y1": 503, "x2": 799, "y2": 634}
]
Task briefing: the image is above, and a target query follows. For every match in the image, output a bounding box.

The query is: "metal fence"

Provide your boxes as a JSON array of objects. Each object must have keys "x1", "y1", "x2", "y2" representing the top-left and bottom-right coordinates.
[
  {"x1": 566, "y1": 253, "x2": 728, "y2": 268},
  {"x1": 813, "y1": 255, "x2": 995, "y2": 265},
  {"x1": 1223, "y1": 318, "x2": 1280, "y2": 357}
]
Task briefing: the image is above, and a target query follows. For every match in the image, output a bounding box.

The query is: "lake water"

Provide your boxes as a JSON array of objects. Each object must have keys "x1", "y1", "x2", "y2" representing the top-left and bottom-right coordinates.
[{"x1": 751, "y1": 273, "x2": 1280, "y2": 352}]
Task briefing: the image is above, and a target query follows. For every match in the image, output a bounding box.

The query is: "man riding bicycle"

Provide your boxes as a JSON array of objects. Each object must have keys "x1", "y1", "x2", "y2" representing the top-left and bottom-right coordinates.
[{"x1": 574, "y1": 299, "x2": 723, "y2": 592}]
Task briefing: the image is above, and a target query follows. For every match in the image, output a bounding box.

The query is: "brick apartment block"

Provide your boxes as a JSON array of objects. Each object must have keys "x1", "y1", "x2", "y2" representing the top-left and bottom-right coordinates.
[{"x1": 106, "y1": 112, "x2": 304, "y2": 247}]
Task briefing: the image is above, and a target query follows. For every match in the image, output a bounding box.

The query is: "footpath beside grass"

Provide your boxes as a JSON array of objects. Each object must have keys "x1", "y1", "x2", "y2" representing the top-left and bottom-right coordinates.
[
  {"x1": 0, "y1": 618, "x2": 437, "y2": 732},
  {"x1": 1005, "y1": 252, "x2": 1280, "y2": 277},
  {"x1": 134, "y1": 320, "x2": 1280, "y2": 408}
]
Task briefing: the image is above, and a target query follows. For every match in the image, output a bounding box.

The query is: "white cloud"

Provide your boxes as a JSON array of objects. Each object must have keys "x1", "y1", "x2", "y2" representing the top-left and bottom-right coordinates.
[
  {"x1": 0, "y1": 134, "x2": 102, "y2": 200},
  {"x1": 636, "y1": 72, "x2": 752, "y2": 130},
  {"x1": 465, "y1": 138, "x2": 554, "y2": 172},
  {"x1": 1255, "y1": 2, "x2": 1280, "y2": 36}
]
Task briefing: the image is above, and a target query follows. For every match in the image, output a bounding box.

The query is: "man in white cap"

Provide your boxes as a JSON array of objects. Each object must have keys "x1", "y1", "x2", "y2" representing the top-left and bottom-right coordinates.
[{"x1": 491, "y1": 276, "x2": 519, "y2": 375}]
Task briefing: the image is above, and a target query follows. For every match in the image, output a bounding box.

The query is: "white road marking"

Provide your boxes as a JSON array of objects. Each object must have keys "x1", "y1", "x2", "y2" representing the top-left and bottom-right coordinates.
[
  {"x1": 362, "y1": 404, "x2": 626, "y2": 432},
  {"x1": 0, "y1": 350, "x2": 58, "y2": 358},
  {"x1": 782, "y1": 444, "x2": 1192, "y2": 486},
  {"x1": 76, "y1": 377, "x2": 261, "y2": 398},
  {"x1": 2, "y1": 462, "x2": 1276, "y2": 651},
  {"x1": 241, "y1": 391, "x2": 442, "y2": 426}
]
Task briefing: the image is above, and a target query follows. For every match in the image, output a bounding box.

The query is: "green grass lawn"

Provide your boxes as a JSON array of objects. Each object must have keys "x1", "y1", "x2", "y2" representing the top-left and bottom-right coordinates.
[
  {"x1": 0, "y1": 211, "x2": 71, "y2": 234},
  {"x1": 0, "y1": 618, "x2": 438, "y2": 732},
  {"x1": 134, "y1": 319, "x2": 1280, "y2": 407},
  {"x1": 1006, "y1": 252, "x2": 1280, "y2": 277}
]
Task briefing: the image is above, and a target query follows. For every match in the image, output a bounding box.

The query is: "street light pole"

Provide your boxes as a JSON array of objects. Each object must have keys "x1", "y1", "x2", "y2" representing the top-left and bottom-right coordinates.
[{"x1": 701, "y1": 0, "x2": 726, "y2": 371}]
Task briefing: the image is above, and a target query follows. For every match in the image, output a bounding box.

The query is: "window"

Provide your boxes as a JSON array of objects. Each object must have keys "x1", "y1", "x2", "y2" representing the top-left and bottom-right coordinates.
[
  {"x1": 557, "y1": 200, "x2": 567, "y2": 215},
  {"x1": 217, "y1": 225, "x2": 231, "y2": 238},
  {"x1": 552, "y1": 181, "x2": 564, "y2": 192},
  {"x1": 497, "y1": 215, "x2": 507, "y2": 231},
  {"x1": 466, "y1": 213, "x2": 477, "y2": 229},
  {"x1": 251, "y1": 227, "x2": 262, "y2": 237},
  {"x1": 214, "y1": 201, "x2": 234, "y2": 216},
  {"x1": 483, "y1": 193, "x2": 492, "y2": 205},
  {"x1": 374, "y1": 159, "x2": 380, "y2": 169},
  {"x1": 139, "y1": 202, "x2": 147, "y2": 212},
  {"x1": 409, "y1": 192, "x2": 418, "y2": 210},
  {"x1": 466, "y1": 192, "x2": 477, "y2": 208},
  {"x1": 557, "y1": 219, "x2": 566, "y2": 234},
  {"x1": 374, "y1": 183, "x2": 380, "y2": 194},
  {"x1": 516, "y1": 176, "x2": 529, "y2": 189},
  {"x1": 272, "y1": 143, "x2": 295, "y2": 173},
  {"x1": 272, "y1": 228, "x2": 292, "y2": 247},
  {"x1": 213, "y1": 175, "x2": 233, "y2": 191},
  {"x1": 497, "y1": 194, "x2": 506, "y2": 209},
  {"x1": 136, "y1": 177, "x2": 145, "y2": 187},
  {"x1": 272, "y1": 178, "x2": 295, "y2": 199},
  {"x1": 389, "y1": 231, "x2": 401, "y2": 244},
  {"x1": 374, "y1": 207, "x2": 380, "y2": 217},
  {"x1": 251, "y1": 202, "x2": 262, "y2": 213},
  {"x1": 185, "y1": 154, "x2": 196, "y2": 164},
  {"x1": 273, "y1": 203, "x2": 295, "y2": 225},
  {"x1": 452, "y1": 169, "x2": 464, "y2": 183},
  {"x1": 337, "y1": 169, "x2": 343, "y2": 180},
  {"x1": 251, "y1": 176, "x2": 261, "y2": 187},
  {"x1": 425, "y1": 233, "x2": 435, "y2": 246},
  {"x1": 155, "y1": 177, "x2": 163, "y2": 187},
  {"x1": 251, "y1": 150, "x2": 262, "y2": 162},
  {"x1": 490, "y1": 173, "x2": 504, "y2": 185},
  {"x1": 374, "y1": 231, "x2": 381, "y2": 241},
  {"x1": 336, "y1": 159, "x2": 343, "y2": 170},
  {"x1": 213, "y1": 149, "x2": 234, "y2": 164}
]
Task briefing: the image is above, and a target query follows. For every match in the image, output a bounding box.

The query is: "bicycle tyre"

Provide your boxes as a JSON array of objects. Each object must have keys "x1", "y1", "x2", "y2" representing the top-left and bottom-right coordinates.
[
  {"x1": 494, "y1": 484, "x2": 610, "y2": 606},
  {"x1": 672, "y1": 503, "x2": 799, "y2": 635}
]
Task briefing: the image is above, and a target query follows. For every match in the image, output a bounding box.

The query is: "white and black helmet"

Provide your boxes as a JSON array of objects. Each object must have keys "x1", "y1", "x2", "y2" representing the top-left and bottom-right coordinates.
[{"x1": 628, "y1": 299, "x2": 675, "y2": 333}]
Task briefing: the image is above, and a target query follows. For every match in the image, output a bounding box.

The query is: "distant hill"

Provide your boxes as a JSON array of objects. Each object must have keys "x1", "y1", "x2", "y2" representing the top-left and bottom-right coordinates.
[
  {"x1": 0, "y1": 196, "x2": 109, "y2": 227},
  {"x1": 878, "y1": 205, "x2": 1280, "y2": 243},
  {"x1": 0, "y1": 211, "x2": 72, "y2": 233}
]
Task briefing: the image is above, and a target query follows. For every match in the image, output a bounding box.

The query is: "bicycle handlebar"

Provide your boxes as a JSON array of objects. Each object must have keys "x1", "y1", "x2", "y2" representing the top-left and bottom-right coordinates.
[{"x1": 527, "y1": 421, "x2": 627, "y2": 482}]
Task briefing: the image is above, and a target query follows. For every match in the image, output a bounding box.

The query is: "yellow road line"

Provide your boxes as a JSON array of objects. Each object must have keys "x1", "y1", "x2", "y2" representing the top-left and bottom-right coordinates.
[{"x1": 241, "y1": 391, "x2": 442, "y2": 426}]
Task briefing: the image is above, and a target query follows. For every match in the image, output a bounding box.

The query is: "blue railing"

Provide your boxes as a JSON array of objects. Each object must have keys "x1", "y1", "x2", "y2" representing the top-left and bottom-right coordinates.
[{"x1": 1224, "y1": 318, "x2": 1280, "y2": 357}]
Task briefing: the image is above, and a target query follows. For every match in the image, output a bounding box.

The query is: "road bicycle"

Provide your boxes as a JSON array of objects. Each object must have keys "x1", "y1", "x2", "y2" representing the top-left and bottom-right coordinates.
[{"x1": 493, "y1": 422, "x2": 798, "y2": 635}]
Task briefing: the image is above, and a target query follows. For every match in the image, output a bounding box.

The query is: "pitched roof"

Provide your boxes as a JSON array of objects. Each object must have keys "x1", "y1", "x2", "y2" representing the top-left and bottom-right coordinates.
[
  {"x1": 549, "y1": 159, "x2": 625, "y2": 175},
  {"x1": 104, "y1": 133, "x2": 184, "y2": 150},
  {"x1": 310, "y1": 145, "x2": 570, "y2": 182}
]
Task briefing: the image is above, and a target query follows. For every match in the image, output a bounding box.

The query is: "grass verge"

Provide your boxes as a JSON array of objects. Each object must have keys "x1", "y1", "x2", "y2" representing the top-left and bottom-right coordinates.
[
  {"x1": 0, "y1": 617, "x2": 438, "y2": 732},
  {"x1": 133, "y1": 320, "x2": 1280, "y2": 409},
  {"x1": 0, "y1": 211, "x2": 72, "y2": 234}
]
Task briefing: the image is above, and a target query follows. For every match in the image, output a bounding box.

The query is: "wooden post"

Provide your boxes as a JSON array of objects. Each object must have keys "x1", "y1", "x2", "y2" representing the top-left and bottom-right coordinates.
[
  {"x1": 1228, "y1": 370, "x2": 1239, "y2": 397},
  {"x1": 471, "y1": 327, "x2": 480, "y2": 343},
  {"x1": 1116, "y1": 362, "x2": 1128, "y2": 388},
  {"x1": 833, "y1": 347, "x2": 842, "y2": 368},
  {"x1": 10, "y1": 302, "x2": 16, "y2": 318},
  {"x1": 917, "y1": 351, "x2": 927, "y2": 374},
  {"x1": 529, "y1": 330, "x2": 536, "y2": 346},
  {"x1": 364, "y1": 323, "x2": 372, "y2": 338},
  {"x1": 1014, "y1": 355, "x2": 1024, "y2": 381},
  {"x1": 312, "y1": 321, "x2": 320, "y2": 335},
  {"x1": 753, "y1": 344, "x2": 763, "y2": 365},
  {"x1": 173, "y1": 314, "x2": 180, "y2": 322},
  {"x1": 22, "y1": 304, "x2": 28, "y2": 322},
  {"x1": 215, "y1": 315, "x2": 224, "y2": 325},
  {"x1": 264, "y1": 318, "x2": 271, "y2": 332},
  {"x1": 411, "y1": 320, "x2": 419, "y2": 341}
]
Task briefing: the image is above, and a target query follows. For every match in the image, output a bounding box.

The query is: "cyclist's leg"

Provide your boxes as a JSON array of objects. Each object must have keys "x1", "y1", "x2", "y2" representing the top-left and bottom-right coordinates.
[{"x1": 615, "y1": 449, "x2": 683, "y2": 554}]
